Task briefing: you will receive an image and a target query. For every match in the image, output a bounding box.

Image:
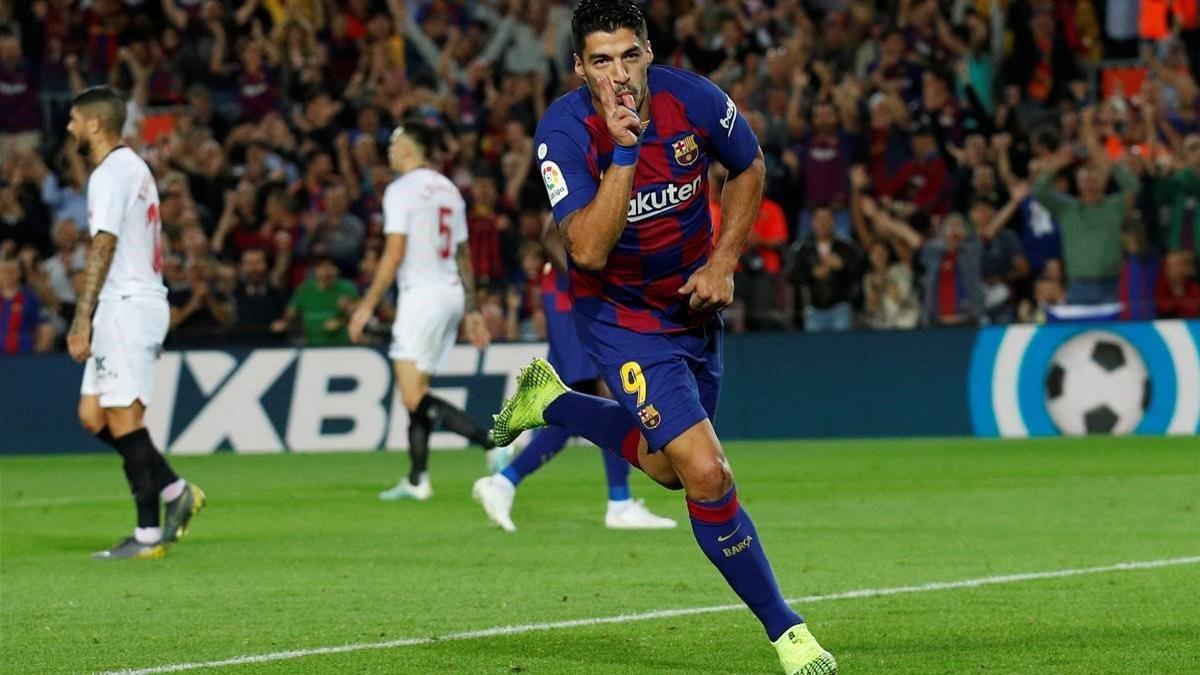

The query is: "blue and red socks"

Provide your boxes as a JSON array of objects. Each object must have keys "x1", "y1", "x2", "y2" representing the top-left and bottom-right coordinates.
[
  {"x1": 501, "y1": 426, "x2": 571, "y2": 487},
  {"x1": 543, "y1": 391, "x2": 642, "y2": 468},
  {"x1": 687, "y1": 487, "x2": 802, "y2": 641},
  {"x1": 601, "y1": 448, "x2": 631, "y2": 501},
  {"x1": 499, "y1": 425, "x2": 633, "y2": 501}
]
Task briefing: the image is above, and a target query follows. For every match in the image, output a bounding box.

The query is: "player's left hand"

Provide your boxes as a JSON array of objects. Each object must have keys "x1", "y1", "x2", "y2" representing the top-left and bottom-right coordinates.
[
  {"x1": 463, "y1": 311, "x2": 491, "y2": 350},
  {"x1": 678, "y1": 263, "x2": 734, "y2": 313},
  {"x1": 67, "y1": 320, "x2": 92, "y2": 363}
]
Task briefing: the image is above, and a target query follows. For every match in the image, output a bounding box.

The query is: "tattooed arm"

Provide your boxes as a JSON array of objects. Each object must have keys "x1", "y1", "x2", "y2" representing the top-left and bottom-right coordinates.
[
  {"x1": 68, "y1": 232, "x2": 117, "y2": 363},
  {"x1": 455, "y1": 240, "x2": 490, "y2": 349}
]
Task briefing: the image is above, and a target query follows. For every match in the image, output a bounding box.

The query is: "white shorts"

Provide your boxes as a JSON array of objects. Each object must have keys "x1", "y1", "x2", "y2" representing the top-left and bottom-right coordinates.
[
  {"x1": 80, "y1": 296, "x2": 169, "y2": 408},
  {"x1": 389, "y1": 285, "x2": 464, "y2": 374}
]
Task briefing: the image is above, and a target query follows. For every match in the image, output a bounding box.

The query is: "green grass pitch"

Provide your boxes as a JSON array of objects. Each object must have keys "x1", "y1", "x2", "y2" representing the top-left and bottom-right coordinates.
[{"x1": 2, "y1": 437, "x2": 1198, "y2": 673}]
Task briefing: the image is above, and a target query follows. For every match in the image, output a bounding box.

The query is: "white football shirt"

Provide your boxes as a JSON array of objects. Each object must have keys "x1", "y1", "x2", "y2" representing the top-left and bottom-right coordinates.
[
  {"x1": 382, "y1": 167, "x2": 468, "y2": 290},
  {"x1": 86, "y1": 146, "x2": 167, "y2": 301}
]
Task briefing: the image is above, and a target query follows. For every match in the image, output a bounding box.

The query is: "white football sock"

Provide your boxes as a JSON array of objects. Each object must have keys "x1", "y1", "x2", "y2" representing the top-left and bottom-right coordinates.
[
  {"x1": 160, "y1": 479, "x2": 186, "y2": 502},
  {"x1": 134, "y1": 526, "x2": 162, "y2": 544}
]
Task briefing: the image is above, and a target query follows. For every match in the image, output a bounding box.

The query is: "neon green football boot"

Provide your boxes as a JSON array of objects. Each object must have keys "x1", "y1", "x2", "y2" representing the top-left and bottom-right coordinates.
[
  {"x1": 490, "y1": 358, "x2": 569, "y2": 447},
  {"x1": 773, "y1": 623, "x2": 837, "y2": 675}
]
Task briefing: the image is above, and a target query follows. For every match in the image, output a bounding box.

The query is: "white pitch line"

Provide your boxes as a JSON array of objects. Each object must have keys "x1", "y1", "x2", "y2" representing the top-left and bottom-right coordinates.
[{"x1": 99, "y1": 555, "x2": 1200, "y2": 675}]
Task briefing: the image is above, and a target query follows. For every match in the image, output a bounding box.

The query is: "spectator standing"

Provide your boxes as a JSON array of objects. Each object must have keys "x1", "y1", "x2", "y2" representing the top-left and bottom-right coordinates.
[
  {"x1": 300, "y1": 182, "x2": 365, "y2": 275},
  {"x1": 0, "y1": 27, "x2": 42, "y2": 165},
  {"x1": 711, "y1": 165, "x2": 790, "y2": 330},
  {"x1": 167, "y1": 260, "x2": 234, "y2": 347},
  {"x1": 1019, "y1": 272, "x2": 1068, "y2": 322},
  {"x1": 918, "y1": 213, "x2": 985, "y2": 326},
  {"x1": 1152, "y1": 133, "x2": 1200, "y2": 262},
  {"x1": 972, "y1": 187, "x2": 1032, "y2": 323},
  {"x1": 1156, "y1": 250, "x2": 1200, "y2": 317},
  {"x1": 29, "y1": 149, "x2": 88, "y2": 232},
  {"x1": 1033, "y1": 149, "x2": 1140, "y2": 304},
  {"x1": 466, "y1": 176, "x2": 511, "y2": 288},
  {"x1": 39, "y1": 218, "x2": 85, "y2": 308},
  {"x1": 232, "y1": 248, "x2": 289, "y2": 343},
  {"x1": 785, "y1": 101, "x2": 857, "y2": 239},
  {"x1": 862, "y1": 241, "x2": 921, "y2": 329},
  {"x1": 271, "y1": 256, "x2": 357, "y2": 346},
  {"x1": 787, "y1": 208, "x2": 861, "y2": 332},
  {"x1": 879, "y1": 124, "x2": 951, "y2": 216},
  {"x1": 0, "y1": 257, "x2": 53, "y2": 353},
  {"x1": 211, "y1": 182, "x2": 263, "y2": 258}
]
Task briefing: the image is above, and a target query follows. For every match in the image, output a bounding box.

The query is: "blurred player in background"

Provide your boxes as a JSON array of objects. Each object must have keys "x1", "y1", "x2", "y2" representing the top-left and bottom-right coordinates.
[
  {"x1": 489, "y1": 1, "x2": 836, "y2": 672},
  {"x1": 66, "y1": 86, "x2": 205, "y2": 560},
  {"x1": 350, "y1": 119, "x2": 506, "y2": 501},
  {"x1": 471, "y1": 218, "x2": 676, "y2": 532}
]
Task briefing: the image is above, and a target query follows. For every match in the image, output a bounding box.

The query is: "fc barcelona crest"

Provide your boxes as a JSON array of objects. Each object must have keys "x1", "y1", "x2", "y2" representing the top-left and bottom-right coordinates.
[
  {"x1": 637, "y1": 404, "x2": 662, "y2": 429},
  {"x1": 672, "y1": 134, "x2": 699, "y2": 167}
]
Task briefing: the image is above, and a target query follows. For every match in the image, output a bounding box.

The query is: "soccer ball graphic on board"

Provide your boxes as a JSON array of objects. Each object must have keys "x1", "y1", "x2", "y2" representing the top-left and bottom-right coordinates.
[{"x1": 1044, "y1": 331, "x2": 1151, "y2": 436}]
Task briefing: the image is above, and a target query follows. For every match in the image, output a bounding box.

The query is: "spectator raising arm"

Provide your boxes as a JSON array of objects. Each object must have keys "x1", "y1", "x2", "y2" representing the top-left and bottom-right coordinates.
[
  {"x1": 233, "y1": 0, "x2": 261, "y2": 27},
  {"x1": 209, "y1": 20, "x2": 229, "y2": 77},
  {"x1": 161, "y1": 0, "x2": 189, "y2": 31},
  {"x1": 269, "y1": 230, "x2": 293, "y2": 290},
  {"x1": 849, "y1": 165, "x2": 877, "y2": 249},
  {"x1": 1031, "y1": 147, "x2": 1076, "y2": 214},
  {"x1": 860, "y1": 197, "x2": 924, "y2": 251}
]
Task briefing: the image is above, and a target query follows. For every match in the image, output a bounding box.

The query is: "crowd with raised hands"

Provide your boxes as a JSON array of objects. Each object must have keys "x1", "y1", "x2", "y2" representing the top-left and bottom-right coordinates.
[{"x1": 2, "y1": 0, "x2": 1198, "y2": 354}]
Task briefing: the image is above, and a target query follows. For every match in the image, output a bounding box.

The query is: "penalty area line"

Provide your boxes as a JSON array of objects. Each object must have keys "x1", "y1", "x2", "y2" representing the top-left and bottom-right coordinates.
[{"x1": 100, "y1": 555, "x2": 1200, "y2": 674}]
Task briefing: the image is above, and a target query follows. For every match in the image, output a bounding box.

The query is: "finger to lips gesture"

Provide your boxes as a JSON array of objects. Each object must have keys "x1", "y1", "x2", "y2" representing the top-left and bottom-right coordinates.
[{"x1": 596, "y1": 74, "x2": 641, "y2": 148}]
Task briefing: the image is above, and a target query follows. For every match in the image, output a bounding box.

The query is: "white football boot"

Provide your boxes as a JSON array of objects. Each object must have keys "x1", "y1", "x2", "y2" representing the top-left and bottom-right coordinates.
[
  {"x1": 379, "y1": 473, "x2": 432, "y2": 501},
  {"x1": 472, "y1": 474, "x2": 517, "y2": 532},
  {"x1": 605, "y1": 499, "x2": 677, "y2": 529}
]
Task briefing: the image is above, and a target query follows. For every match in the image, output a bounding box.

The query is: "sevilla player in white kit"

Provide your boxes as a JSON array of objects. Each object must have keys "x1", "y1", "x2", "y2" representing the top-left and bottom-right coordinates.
[
  {"x1": 350, "y1": 119, "x2": 507, "y2": 500},
  {"x1": 66, "y1": 87, "x2": 205, "y2": 560}
]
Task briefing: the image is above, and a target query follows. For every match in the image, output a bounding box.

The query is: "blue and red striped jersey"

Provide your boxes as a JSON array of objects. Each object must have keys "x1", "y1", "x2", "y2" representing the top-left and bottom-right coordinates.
[
  {"x1": 1, "y1": 288, "x2": 44, "y2": 355},
  {"x1": 534, "y1": 65, "x2": 759, "y2": 333},
  {"x1": 540, "y1": 265, "x2": 573, "y2": 314}
]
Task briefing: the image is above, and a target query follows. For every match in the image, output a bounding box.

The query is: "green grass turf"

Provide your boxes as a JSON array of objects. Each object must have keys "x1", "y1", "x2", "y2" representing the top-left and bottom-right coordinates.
[{"x1": 2, "y1": 437, "x2": 1198, "y2": 674}]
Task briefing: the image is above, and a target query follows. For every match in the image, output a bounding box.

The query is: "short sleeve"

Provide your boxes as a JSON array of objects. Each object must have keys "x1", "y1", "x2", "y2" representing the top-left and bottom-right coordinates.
[
  {"x1": 338, "y1": 279, "x2": 360, "y2": 300},
  {"x1": 690, "y1": 75, "x2": 759, "y2": 176},
  {"x1": 383, "y1": 182, "x2": 410, "y2": 235},
  {"x1": 534, "y1": 112, "x2": 598, "y2": 225},
  {"x1": 453, "y1": 193, "x2": 469, "y2": 245},
  {"x1": 86, "y1": 168, "x2": 127, "y2": 238}
]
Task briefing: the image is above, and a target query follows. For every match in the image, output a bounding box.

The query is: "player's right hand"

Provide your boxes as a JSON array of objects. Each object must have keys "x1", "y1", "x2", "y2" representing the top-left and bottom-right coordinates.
[
  {"x1": 596, "y1": 74, "x2": 641, "y2": 148},
  {"x1": 67, "y1": 321, "x2": 92, "y2": 363},
  {"x1": 348, "y1": 306, "x2": 372, "y2": 344}
]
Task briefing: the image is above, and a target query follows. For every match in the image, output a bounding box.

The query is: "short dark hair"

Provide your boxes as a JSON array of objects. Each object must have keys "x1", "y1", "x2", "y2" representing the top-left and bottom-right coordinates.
[
  {"x1": 71, "y1": 86, "x2": 127, "y2": 135},
  {"x1": 924, "y1": 67, "x2": 953, "y2": 89},
  {"x1": 396, "y1": 117, "x2": 443, "y2": 158},
  {"x1": 571, "y1": 0, "x2": 647, "y2": 56},
  {"x1": 1032, "y1": 126, "x2": 1061, "y2": 151}
]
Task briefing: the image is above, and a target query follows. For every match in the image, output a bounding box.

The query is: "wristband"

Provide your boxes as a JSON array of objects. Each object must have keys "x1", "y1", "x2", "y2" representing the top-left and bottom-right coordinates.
[{"x1": 612, "y1": 143, "x2": 640, "y2": 167}]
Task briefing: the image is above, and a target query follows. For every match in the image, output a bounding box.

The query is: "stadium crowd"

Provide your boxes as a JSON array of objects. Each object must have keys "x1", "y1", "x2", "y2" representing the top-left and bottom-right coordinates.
[{"x1": 2, "y1": 0, "x2": 1199, "y2": 354}]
